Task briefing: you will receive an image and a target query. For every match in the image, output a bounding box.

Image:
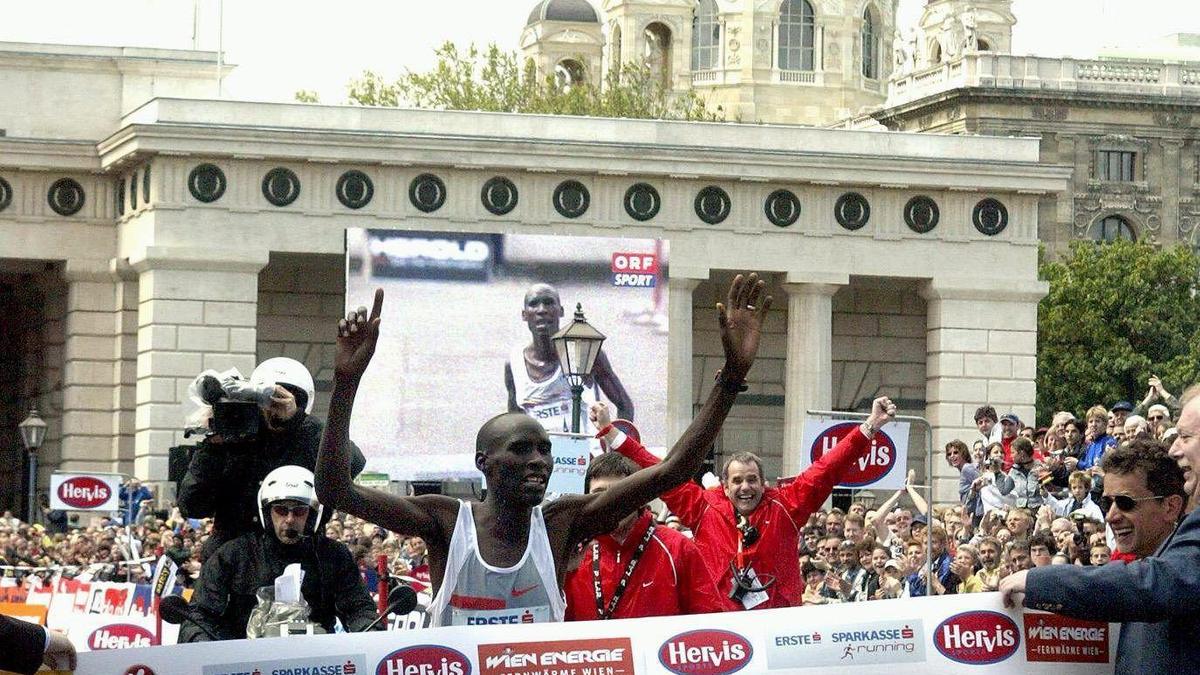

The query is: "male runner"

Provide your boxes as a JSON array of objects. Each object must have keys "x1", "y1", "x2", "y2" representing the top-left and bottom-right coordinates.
[{"x1": 318, "y1": 274, "x2": 770, "y2": 626}]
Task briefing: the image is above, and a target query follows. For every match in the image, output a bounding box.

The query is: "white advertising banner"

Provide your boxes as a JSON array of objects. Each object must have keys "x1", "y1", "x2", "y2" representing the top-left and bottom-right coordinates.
[
  {"x1": 48, "y1": 472, "x2": 121, "y2": 511},
  {"x1": 799, "y1": 418, "x2": 911, "y2": 490},
  {"x1": 78, "y1": 593, "x2": 1115, "y2": 675}
]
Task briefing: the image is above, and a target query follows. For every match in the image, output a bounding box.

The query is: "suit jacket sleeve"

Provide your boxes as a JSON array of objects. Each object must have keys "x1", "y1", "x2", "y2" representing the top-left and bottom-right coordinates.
[
  {"x1": 776, "y1": 427, "x2": 871, "y2": 522},
  {"x1": 612, "y1": 433, "x2": 711, "y2": 530},
  {"x1": 0, "y1": 614, "x2": 46, "y2": 675},
  {"x1": 1025, "y1": 510, "x2": 1200, "y2": 622}
]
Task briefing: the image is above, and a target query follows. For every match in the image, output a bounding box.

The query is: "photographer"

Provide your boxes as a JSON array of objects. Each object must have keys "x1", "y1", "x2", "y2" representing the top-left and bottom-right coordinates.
[
  {"x1": 994, "y1": 438, "x2": 1046, "y2": 510},
  {"x1": 178, "y1": 358, "x2": 366, "y2": 556}
]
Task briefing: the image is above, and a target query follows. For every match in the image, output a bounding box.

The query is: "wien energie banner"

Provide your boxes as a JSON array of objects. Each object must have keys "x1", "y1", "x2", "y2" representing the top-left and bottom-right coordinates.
[{"x1": 78, "y1": 593, "x2": 1115, "y2": 675}]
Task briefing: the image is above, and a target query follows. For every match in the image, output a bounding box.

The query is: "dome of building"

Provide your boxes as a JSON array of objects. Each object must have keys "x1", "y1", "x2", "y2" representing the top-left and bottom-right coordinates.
[{"x1": 526, "y1": 0, "x2": 599, "y2": 26}]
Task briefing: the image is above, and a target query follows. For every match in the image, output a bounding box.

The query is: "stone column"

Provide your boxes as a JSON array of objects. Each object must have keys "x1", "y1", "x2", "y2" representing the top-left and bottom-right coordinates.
[
  {"x1": 666, "y1": 274, "x2": 703, "y2": 446},
  {"x1": 1161, "y1": 138, "x2": 1184, "y2": 244},
  {"x1": 131, "y1": 247, "x2": 269, "y2": 480},
  {"x1": 922, "y1": 278, "x2": 1047, "y2": 502},
  {"x1": 59, "y1": 259, "x2": 123, "y2": 473},
  {"x1": 781, "y1": 275, "x2": 847, "y2": 477}
]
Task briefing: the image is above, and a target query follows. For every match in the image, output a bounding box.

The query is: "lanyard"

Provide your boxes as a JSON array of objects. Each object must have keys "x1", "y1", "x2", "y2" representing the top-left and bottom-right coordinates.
[{"x1": 592, "y1": 523, "x2": 656, "y2": 620}]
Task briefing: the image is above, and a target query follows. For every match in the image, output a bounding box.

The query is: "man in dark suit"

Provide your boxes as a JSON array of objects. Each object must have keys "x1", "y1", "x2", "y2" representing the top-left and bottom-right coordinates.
[
  {"x1": 1000, "y1": 386, "x2": 1200, "y2": 675},
  {"x1": 0, "y1": 614, "x2": 77, "y2": 674}
]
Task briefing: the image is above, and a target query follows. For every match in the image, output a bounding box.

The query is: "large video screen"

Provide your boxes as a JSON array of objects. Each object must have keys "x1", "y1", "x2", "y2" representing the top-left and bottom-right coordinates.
[{"x1": 345, "y1": 228, "x2": 669, "y2": 480}]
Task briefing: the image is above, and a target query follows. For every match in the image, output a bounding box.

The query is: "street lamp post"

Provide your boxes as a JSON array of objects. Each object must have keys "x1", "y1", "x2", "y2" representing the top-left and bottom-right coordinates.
[
  {"x1": 18, "y1": 409, "x2": 47, "y2": 524},
  {"x1": 551, "y1": 304, "x2": 606, "y2": 433}
]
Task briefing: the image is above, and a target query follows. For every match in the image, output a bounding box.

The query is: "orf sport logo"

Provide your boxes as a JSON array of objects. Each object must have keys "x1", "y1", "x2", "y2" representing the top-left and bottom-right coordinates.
[
  {"x1": 659, "y1": 629, "x2": 752, "y2": 675},
  {"x1": 809, "y1": 422, "x2": 896, "y2": 487},
  {"x1": 89, "y1": 623, "x2": 154, "y2": 650},
  {"x1": 58, "y1": 476, "x2": 111, "y2": 509},
  {"x1": 377, "y1": 645, "x2": 470, "y2": 675},
  {"x1": 934, "y1": 611, "x2": 1020, "y2": 665}
]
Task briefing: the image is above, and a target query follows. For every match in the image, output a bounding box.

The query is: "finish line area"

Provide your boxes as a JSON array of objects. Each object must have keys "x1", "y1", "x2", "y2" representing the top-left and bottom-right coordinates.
[{"x1": 78, "y1": 594, "x2": 1114, "y2": 675}]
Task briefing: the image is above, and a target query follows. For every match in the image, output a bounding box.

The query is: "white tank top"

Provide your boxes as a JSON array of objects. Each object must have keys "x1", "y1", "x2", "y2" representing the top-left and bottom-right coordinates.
[
  {"x1": 427, "y1": 501, "x2": 565, "y2": 627},
  {"x1": 509, "y1": 343, "x2": 600, "y2": 435}
]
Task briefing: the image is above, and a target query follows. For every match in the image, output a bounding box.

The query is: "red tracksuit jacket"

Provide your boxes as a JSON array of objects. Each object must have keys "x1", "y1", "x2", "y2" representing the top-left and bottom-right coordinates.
[
  {"x1": 565, "y1": 510, "x2": 731, "y2": 620},
  {"x1": 614, "y1": 428, "x2": 872, "y2": 609}
]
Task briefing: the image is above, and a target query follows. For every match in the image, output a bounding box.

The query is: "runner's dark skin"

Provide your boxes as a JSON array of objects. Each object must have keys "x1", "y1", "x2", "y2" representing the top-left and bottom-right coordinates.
[
  {"x1": 504, "y1": 283, "x2": 633, "y2": 420},
  {"x1": 316, "y1": 274, "x2": 772, "y2": 594}
]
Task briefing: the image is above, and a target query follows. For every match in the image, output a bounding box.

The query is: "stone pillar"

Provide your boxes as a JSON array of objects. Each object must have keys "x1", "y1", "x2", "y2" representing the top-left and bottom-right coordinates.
[
  {"x1": 922, "y1": 278, "x2": 1047, "y2": 502},
  {"x1": 1161, "y1": 138, "x2": 1184, "y2": 244},
  {"x1": 781, "y1": 275, "x2": 847, "y2": 477},
  {"x1": 59, "y1": 260, "x2": 123, "y2": 473},
  {"x1": 666, "y1": 274, "x2": 703, "y2": 446},
  {"x1": 131, "y1": 247, "x2": 269, "y2": 480}
]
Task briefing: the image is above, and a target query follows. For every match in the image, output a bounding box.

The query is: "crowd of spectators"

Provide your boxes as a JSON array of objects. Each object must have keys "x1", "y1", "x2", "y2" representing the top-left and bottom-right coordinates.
[{"x1": 0, "y1": 376, "x2": 1189, "y2": 616}]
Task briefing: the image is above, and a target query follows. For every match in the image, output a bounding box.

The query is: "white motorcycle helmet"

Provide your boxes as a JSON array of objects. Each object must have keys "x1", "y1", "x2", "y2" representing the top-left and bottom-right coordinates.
[
  {"x1": 252, "y1": 357, "x2": 316, "y2": 415},
  {"x1": 257, "y1": 465, "x2": 323, "y2": 537}
]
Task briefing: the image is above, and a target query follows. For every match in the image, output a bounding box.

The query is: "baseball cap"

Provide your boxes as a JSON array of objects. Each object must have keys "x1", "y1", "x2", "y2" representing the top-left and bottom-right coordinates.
[
  {"x1": 1111, "y1": 401, "x2": 1134, "y2": 412},
  {"x1": 1000, "y1": 413, "x2": 1020, "y2": 425},
  {"x1": 912, "y1": 514, "x2": 929, "y2": 527}
]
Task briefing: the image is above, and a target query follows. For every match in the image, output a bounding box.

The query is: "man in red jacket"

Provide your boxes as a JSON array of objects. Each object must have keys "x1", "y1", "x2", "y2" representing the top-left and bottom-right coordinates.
[
  {"x1": 565, "y1": 452, "x2": 731, "y2": 620},
  {"x1": 593, "y1": 395, "x2": 897, "y2": 610}
]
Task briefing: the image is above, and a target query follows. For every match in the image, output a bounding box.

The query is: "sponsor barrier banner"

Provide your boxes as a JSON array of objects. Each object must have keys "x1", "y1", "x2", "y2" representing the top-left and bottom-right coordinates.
[
  {"x1": 78, "y1": 593, "x2": 1115, "y2": 674},
  {"x1": 54, "y1": 612, "x2": 179, "y2": 651},
  {"x1": 799, "y1": 418, "x2": 910, "y2": 490},
  {"x1": 49, "y1": 472, "x2": 121, "y2": 511}
]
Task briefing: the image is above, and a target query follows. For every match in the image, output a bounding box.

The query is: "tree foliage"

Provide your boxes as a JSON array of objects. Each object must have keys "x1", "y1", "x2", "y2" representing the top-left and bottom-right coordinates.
[
  {"x1": 342, "y1": 42, "x2": 724, "y2": 121},
  {"x1": 1037, "y1": 240, "x2": 1200, "y2": 422}
]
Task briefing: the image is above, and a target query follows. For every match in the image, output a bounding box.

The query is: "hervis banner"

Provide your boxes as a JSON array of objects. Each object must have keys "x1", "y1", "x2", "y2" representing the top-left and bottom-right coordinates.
[
  {"x1": 49, "y1": 472, "x2": 121, "y2": 511},
  {"x1": 799, "y1": 418, "x2": 910, "y2": 490}
]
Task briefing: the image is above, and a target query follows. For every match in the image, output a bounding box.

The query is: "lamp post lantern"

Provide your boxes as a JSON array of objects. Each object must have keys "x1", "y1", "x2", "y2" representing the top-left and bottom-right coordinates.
[
  {"x1": 18, "y1": 409, "x2": 47, "y2": 524},
  {"x1": 551, "y1": 304, "x2": 606, "y2": 433}
]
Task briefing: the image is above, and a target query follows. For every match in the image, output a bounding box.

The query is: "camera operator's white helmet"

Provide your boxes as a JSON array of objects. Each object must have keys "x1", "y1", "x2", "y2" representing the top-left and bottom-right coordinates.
[
  {"x1": 252, "y1": 357, "x2": 315, "y2": 414},
  {"x1": 257, "y1": 465, "x2": 323, "y2": 536}
]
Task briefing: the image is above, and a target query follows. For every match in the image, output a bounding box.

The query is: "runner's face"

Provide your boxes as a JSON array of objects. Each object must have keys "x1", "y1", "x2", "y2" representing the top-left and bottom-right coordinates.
[
  {"x1": 479, "y1": 417, "x2": 554, "y2": 506},
  {"x1": 723, "y1": 460, "x2": 764, "y2": 515},
  {"x1": 588, "y1": 476, "x2": 639, "y2": 534},
  {"x1": 521, "y1": 286, "x2": 563, "y2": 336}
]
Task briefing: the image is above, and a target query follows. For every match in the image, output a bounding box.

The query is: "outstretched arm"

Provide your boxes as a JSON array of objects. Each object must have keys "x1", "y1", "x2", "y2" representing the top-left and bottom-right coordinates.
[
  {"x1": 570, "y1": 273, "x2": 772, "y2": 542},
  {"x1": 315, "y1": 289, "x2": 455, "y2": 542}
]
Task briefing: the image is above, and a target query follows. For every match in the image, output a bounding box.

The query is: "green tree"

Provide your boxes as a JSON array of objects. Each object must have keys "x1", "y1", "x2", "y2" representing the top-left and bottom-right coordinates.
[
  {"x1": 294, "y1": 89, "x2": 320, "y2": 103},
  {"x1": 339, "y1": 42, "x2": 723, "y2": 121},
  {"x1": 1037, "y1": 240, "x2": 1200, "y2": 422}
]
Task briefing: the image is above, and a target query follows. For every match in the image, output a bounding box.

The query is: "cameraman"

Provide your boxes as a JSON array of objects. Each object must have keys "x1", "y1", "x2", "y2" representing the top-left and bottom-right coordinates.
[{"x1": 178, "y1": 358, "x2": 365, "y2": 556}]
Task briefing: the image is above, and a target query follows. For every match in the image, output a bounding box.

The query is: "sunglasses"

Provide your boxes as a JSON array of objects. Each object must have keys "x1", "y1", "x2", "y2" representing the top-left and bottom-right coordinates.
[
  {"x1": 1149, "y1": 415, "x2": 1165, "y2": 421},
  {"x1": 1100, "y1": 494, "x2": 1164, "y2": 513},
  {"x1": 271, "y1": 504, "x2": 310, "y2": 518}
]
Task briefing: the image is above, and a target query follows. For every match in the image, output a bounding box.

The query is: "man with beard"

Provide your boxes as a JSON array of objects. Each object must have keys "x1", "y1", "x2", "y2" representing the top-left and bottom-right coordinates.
[
  {"x1": 180, "y1": 466, "x2": 377, "y2": 641},
  {"x1": 505, "y1": 283, "x2": 632, "y2": 433},
  {"x1": 318, "y1": 275, "x2": 771, "y2": 626}
]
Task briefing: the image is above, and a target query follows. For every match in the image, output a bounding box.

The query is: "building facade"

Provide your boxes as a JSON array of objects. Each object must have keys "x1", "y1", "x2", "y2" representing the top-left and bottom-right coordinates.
[{"x1": 0, "y1": 41, "x2": 1068, "y2": 512}]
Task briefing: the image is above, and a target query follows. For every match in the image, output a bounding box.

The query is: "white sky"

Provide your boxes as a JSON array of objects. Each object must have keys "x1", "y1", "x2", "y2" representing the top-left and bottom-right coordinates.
[{"x1": 1, "y1": 0, "x2": 1197, "y2": 104}]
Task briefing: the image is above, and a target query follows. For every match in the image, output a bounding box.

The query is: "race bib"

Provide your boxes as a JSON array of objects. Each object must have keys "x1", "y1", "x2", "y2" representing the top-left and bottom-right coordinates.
[
  {"x1": 450, "y1": 605, "x2": 550, "y2": 626},
  {"x1": 524, "y1": 400, "x2": 572, "y2": 431},
  {"x1": 738, "y1": 567, "x2": 769, "y2": 610}
]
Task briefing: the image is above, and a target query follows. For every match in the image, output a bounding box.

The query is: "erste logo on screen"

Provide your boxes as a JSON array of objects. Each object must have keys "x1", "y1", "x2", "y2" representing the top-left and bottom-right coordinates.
[
  {"x1": 933, "y1": 611, "x2": 1019, "y2": 665},
  {"x1": 658, "y1": 629, "x2": 752, "y2": 675},
  {"x1": 809, "y1": 422, "x2": 896, "y2": 487},
  {"x1": 611, "y1": 252, "x2": 658, "y2": 287}
]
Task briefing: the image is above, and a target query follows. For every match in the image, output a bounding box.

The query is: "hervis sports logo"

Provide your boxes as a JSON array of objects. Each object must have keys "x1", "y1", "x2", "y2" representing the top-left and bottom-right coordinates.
[
  {"x1": 376, "y1": 645, "x2": 471, "y2": 675},
  {"x1": 933, "y1": 611, "x2": 1020, "y2": 665},
  {"x1": 658, "y1": 629, "x2": 753, "y2": 675}
]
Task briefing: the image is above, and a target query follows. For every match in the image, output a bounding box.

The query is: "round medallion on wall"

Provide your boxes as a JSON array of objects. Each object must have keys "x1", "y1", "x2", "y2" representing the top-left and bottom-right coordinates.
[
  {"x1": 129, "y1": 170, "x2": 138, "y2": 210},
  {"x1": 188, "y1": 164, "x2": 227, "y2": 203},
  {"x1": 694, "y1": 185, "x2": 731, "y2": 225},
  {"x1": 0, "y1": 177, "x2": 11, "y2": 212},
  {"x1": 409, "y1": 173, "x2": 447, "y2": 213},
  {"x1": 904, "y1": 195, "x2": 939, "y2": 234},
  {"x1": 115, "y1": 178, "x2": 125, "y2": 216},
  {"x1": 262, "y1": 167, "x2": 301, "y2": 207},
  {"x1": 336, "y1": 170, "x2": 374, "y2": 210},
  {"x1": 481, "y1": 176, "x2": 518, "y2": 216},
  {"x1": 623, "y1": 183, "x2": 661, "y2": 221},
  {"x1": 973, "y1": 197, "x2": 1009, "y2": 236},
  {"x1": 834, "y1": 192, "x2": 870, "y2": 230},
  {"x1": 47, "y1": 178, "x2": 85, "y2": 216},
  {"x1": 764, "y1": 189, "x2": 801, "y2": 227},
  {"x1": 142, "y1": 164, "x2": 151, "y2": 203},
  {"x1": 552, "y1": 180, "x2": 590, "y2": 219}
]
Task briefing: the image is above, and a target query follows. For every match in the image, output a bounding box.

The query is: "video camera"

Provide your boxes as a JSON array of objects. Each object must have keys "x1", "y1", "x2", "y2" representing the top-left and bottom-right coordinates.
[{"x1": 183, "y1": 368, "x2": 276, "y2": 443}]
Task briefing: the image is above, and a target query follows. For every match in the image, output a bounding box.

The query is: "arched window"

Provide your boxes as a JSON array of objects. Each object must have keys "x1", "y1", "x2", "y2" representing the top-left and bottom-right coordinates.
[
  {"x1": 555, "y1": 59, "x2": 586, "y2": 90},
  {"x1": 1088, "y1": 215, "x2": 1136, "y2": 243},
  {"x1": 644, "y1": 22, "x2": 673, "y2": 89},
  {"x1": 692, "y1": 0, "x2": 720, "y2": 71},
  {"x1": 861, "y1": 7, "x2": 877, "y2": 78},
  {"x1": 610, "y1": 24, "x2": 623, "y2": 73},
  {"x1": 779, "y1": 0, "x2": 816, "y2": 71}
]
